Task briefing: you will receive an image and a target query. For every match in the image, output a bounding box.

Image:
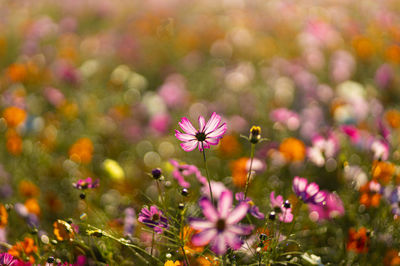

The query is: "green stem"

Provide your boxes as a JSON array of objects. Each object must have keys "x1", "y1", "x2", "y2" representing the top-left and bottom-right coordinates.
[
  {"x1": 201, "y1": 142, "x2": 214, "y2": 205},
  {"x1": 180, "y1": 207, "x2": 190, "y2": 266},
  {"x1": 244, "y1": 143, "x2": 256, "y2": 198}
]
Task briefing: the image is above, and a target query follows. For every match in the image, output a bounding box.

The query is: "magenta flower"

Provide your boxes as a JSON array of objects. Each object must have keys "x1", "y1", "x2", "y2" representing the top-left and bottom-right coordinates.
[
  {"x1": 189, "y1": 190, "x2": 254, "y2": 255},
  {"x1": 270, "y1": 192, "x2": 293, "y2": 223},
  {"x1": 308, "y1": 192, "x2": 345, "y2": 222},
  {"x1": 175, "y1": 112, "x2": 227, "y2": 152},
  {"x1": 235, "y1": 192, "x2": 265, "y2": 220},
  {"x1": 138, "y1": 206, "x2": 168, "y2": 234},
  {"x1": 169, "y1": 159, "x2": 207, "y2": 188},
  {"x1": 0, "y1": 253, "x2": 16, "y2": 266},
  {"x1": 72, "y1": 177, "x2": 99, "y2": 190},
  {"x1": 292, "y1": 177, "x2": 327, "y2": 205}
]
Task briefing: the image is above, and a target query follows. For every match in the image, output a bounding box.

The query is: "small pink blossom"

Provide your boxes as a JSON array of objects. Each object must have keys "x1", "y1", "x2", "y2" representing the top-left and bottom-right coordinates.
[{"x1": 269, "y1": 192, "x2": 293, "y2": 223}]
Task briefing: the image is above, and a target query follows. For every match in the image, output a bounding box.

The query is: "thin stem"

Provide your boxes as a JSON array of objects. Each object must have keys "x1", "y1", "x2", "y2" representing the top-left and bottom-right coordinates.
[
  {"x1": 201, "y1": 142, "x2": 214, "y2": 204},
  {"x1": 244, "y1": 143, "x2": 256, "y2": 198},
  {"x1": 180, "y1": 207, "x2": 190, "y2": 266},
  {"x1": 150, "y1": 230, "x2": 155, "y2": 256}
]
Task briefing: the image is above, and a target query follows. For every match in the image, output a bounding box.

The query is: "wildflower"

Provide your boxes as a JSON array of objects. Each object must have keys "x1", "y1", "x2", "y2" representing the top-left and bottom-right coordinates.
[
  {"x1": 18, "y1": 181, "x2": 39, "y2": 198},
  {"x1": 385, "y1": 109, "x2": 400, "y2": 128},
  {"x1": 24, "y1": 198, "x2": 40, "y2": 216},
  {"x1": 230, "y1": 157, "x2": 265, "y2": 188},
  {"x1": 359, "y1": 180, "x2": 382, "y2": 208},
  {"x1": 2, "y1": 107, "x2": 26, "y2": 128},
  {"x1": 138, "y1": 206, "x2": 168, "y2": 234},
  {"x1": 0, "y1": 253, "x2": 16, "y2": 266},
  {"x1": 347, "y1": 227, "x2": 369, "y2": 253},
  {"x1": 175, "y1": 112, "x2": 227, "y2": 152},
  {"x1": 6, "y1": 130, "x2": 23, "y2": 156},
  {"x1": 292, "y1": 177, "x2": 327, "y2": 205},
  {"x1": 7, "y1": 63, "x2": 27, "y2": 82},
  {"x1": 235, "y1": 192, "x2": 265, "y2": 220},
  {"x1": 249, "y1": 126, "x2": 261, "y2": 144},
  {"x1": 387, "y1": 186, "x2": 400, "y2": 217},
  {"x1": 270, "y1": 108, "x2": 300, "y2": 131},
  {"x1": 372, "y1": 160, "x2": 394, "y2": 185},
  {"x1": 307, "y1": 133, "x2": 339, "y2": 167},
  {"x1": 169, "y1": 159, "x2": 207, "y2": 187},
  {"x1": 53, "y1": 220, "x2": 75, "y2": 241},
  {"x1": 279, "y1": 138, "x2": 306, "y2": 162},
  {"x1": 164, "y1": 260, "x2": 181, "y2": 266},
  {"x1": 218, "y1": 135, "x2": 241, "y2": 158},
  {"x1": 151, "y1": 168, "x2": 162, "y2": 180},
  {"x1": 72, "y1": 177, "x2": 99, "y2": 190},
  {"x1": 201, "y1": 181, "x2": 228, "y2": 200},
  {"x1": 102, "y1": 159, "x2": 125, "y2": 181},
  {"x1": 384, "y1": 250, "x2": 400, "y2": 266},
  {"x1": 0, "y1": 204, "x2": 8, "y2": 228},
  {"x1": 189, "y1": 190, "x2": 253, "y2": 255},
  {"x1": 8, "y1": 237, "x2": 38, "y2": 264},
  {"x1": 340, "y1": 125, "x2": 360, "y2": 143},
  {"x1": 69, "y1": 138, "x2": 94, "y2": 164},
  {"x1": 371, "y1": 140, "x2": 389, "y2": 161},
  {"x1": 269, "y1": 192, "x2": 293, "y2": 223},
  {"x1": 308, "y1": 192, "x2": 345, "y2": 222}
]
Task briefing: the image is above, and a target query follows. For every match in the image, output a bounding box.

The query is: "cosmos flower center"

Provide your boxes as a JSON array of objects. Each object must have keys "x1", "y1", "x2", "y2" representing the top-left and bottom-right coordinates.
[
  {"x1": 195, "y1": 132, "x2": 206, "y2": 141},
  {"x1": 216, "y1": 219, "x2": 226, "y2": 232},
  {"x1": 152, "y1": 214, "x2": 160, "y2": 222}
]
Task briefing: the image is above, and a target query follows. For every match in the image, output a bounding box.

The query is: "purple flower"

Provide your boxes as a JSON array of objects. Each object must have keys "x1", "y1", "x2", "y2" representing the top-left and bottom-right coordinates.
[
  {"x1": 0, "y1": 253, "x2": 16, "y2": 266},
  {"x1": 292, "y1": 177, "x2": 327, "y2": 205},
  {"x1": 189, "y1": 190, "x2": 254, "y2": 255},
  {"x1": 72, "y1": 177, "x2": 99, "y2": 190},
  {"x1": 175, "y1": 112, "x2": 227, "y2": 152},
  {"x1": 169, "y1": 159, "x2": 207, "y2": 188},
  {"x1": 235, "y1": 192, "x2": 265, "y2": 220},
  {"x1": 308, "y1": 192, "x2": 345, "y2": 222},
  {"x1": 269, "y1": 192, "x2": 293, "y2": 223},
  {"x1": 138, "y1": 206, "x2": 168, "y2": 234},
  {"x1": 388, "y1": 186, "x2": 400, "y2": 217}
]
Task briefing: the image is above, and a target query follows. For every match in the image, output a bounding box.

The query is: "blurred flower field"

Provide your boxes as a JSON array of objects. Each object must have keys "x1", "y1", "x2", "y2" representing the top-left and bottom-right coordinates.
[{"x1": 1, "y1": 0, "x2": 400, "y2": 265}]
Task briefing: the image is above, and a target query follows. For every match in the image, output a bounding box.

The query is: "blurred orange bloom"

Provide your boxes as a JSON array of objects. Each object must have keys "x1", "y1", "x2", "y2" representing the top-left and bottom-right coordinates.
[
  {"x1": 181, "y1": 226, "x2": 203, "y2": 255},
  {"x1": 352, "y1": 36, "x2": 375, "y2": 59},
  {"x1": 218, "y1": 135, "x2": 241, "y2": 158},
  {"x1": 230, "y1": 157, "x2": 249, "y2": 188},
  {"x1": 7, "y1": 63, "x2": 27, "y2": 82},
  {"x1": 3, "y1": 106, "x2": 27, "y2": 128},
  {"x1": 385, "y1": 45, "x2": 400, "y2": 64},
  {"x1": 8, "y1": 237, "x2": 38, "y2": 264},
  {"x1": 372, "y1": 160, "x2": 395, "y2": 185},
  {"x1": 53, "y1": 220, "x2": 75, "y2": 241},
  {"x1": 279, "y1": 138, "x2": 306, "y2": 162},
  {"x1": 19, "y1": 180, "x2": 40, "y2": 198},
  {"x1": 359, "y1": 181, "x2": 381, "y2": 208},
  {"x1": 384, "y1": 250, "x2": 400, "y2": 266},
  {"x1": 385, "y1": 110, "x2": 400, "y2": 129},
  {"x1": 6, "y1": 130, "x2": 23, "y2": 155},
  {"x1": 0, "y1": 204, "x2": 8, "y2": 228},
  {"x1": 347, "y1": 227, "x2": 369, "y2": 254},
  {"x1": 25, "y1": 198, "x2": 41, "y2": 216},
  {"x1": 69, "y1": 138, "x2": 94, "y2": 164},
  {"x1": 164, "y1": 261, "x2": 181, "y2": 266}
]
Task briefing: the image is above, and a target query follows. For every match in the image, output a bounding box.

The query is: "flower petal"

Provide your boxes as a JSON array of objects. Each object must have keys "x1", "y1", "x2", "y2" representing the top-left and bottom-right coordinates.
[
  {"x1": 224, "y1": 232, "x2": 243, "y2": 250},
  {"x1": 306, "y1": 183, "x2": 319, "y2": 198},
  {"x1": 218, "y1": 190, "x2": 233, "y2": 219},
  {"x1": 198, "y1": 116, "x2": 206, "y2": 132},
  {"x1": 189, "y1": 218, "x2": 214, "y2": 230},
  {"x1": 180, "y1": 140, "x2": 199, "y2": 152},
  {"x1": 313, "y1": 191, "x2": 327, "y2": 205},
  {"x1": 206, "y1": 123, "x2": 227, "y2": 139},
  {"x1": 228, "y1": 224, "x2": 254, "y2": 235},
  {"x1": 211, "y1": 234, "x2": 227, "y2": 255},
  {"x1": 199, "y1": 197, "x2": 219, "y2": 222},
  {"x1": 293, "y1": 176, "x2": 307, "y2": 194},
  {"x1": 191, "y1": 229, "x2": 217, "y2": 246},
  {"x1": 179, "y1": 117, "x2": 197, "y2": 135},
  {"x1": 175, "y1": 130, "x2": 196, "y2": 142},
  {"x1": 226, "y1": 202, "x2": 249, "y2": 224},
  {"x1": 204, "y1": 112, "x2": 222, "y2": 134}
]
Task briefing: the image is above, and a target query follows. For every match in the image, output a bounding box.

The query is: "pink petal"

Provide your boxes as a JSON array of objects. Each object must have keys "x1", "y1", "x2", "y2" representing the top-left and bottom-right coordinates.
[
  {"x1": 191, "y1": 229, "x2": 217, "y2": 246},
  {"x1": 313, "y1": 191, "x2": 327, "y2": 204},
  {"x1": 198, "y1": 116, "x2": 206, "y2": 132},
  {"x1": 224, "y1": 232, "x2": 242, "y2": 250},
  {"x1": 205, "y1": 137, "x2": 220, "y2": 145},
  {"x1": 179, "y1": 117, "x2": 197, "y2": 135},
  {"x1": 199, "y1": 197, "x2": 219, "y2": 222},
  {"x1": 206, "y1": 123, "x2": 227, "y2": 139},
  {"x1": 175, "y1": 130, "x2": 196, "y2": 142},
  {"x1": 211, "y1": 234, "x2": 227, "y2": 255},
  {"x1": 189, "y1": 218, "x2": 214, "y2": 230},
  {"x1": 306, "y1": 183, "x2": 319, "y2": 197},
  {"x1": 204, "y1": 112, "x2": 222, "y2": 134},
  {"x1": 198, "y1": 141, "x2": 210, "y2": 151},
  {"x1": 180, "y1": 140, "x2": 199, "y2": 152},
  {"x1": 294, "y1": 177, "x2": 307, "y2": 193},
  {"x1": 226, "y1": 202, "x2": 249, "y2": 224},
  {"x1": 228, "y1": 224, "x2": 254, "y2": 235},
  {"x1": 218, "y1": 190, "x2": 233, "y2": 219}
]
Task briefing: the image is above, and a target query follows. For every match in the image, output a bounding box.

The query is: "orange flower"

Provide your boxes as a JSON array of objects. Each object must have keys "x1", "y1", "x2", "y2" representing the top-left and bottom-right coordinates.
[
  {"x1": 8, "y1": 237, "x2": 38, "y2": 264},
  {"x1": 372, "y1": 160, "x2": 395, "y2": 185},
  {"x1": 0, "y1": 204, "x2": 8, "y2": 228},
  {"x1": 24, "y1": 198, "x2": 40, "y2": 216},
  {"x1": 385, "y1": 110, "x2": 400, "y2": 129},
  {"x1": 230, "y1": 157, "x2": 249, "y2": 188},
  {"x1": 218, "y1": 135, "x2": 241, "y2": 158},
  {"x1": 347, "y1": 227, "x2": 369, "y2": 254},
  {"x1": 6, "y1": 129, "x2": 23, "y2": 155},
  {"x1": 3, "y1": 106, "x2": 26, "y2": 128},
  {"x1": 53, "y1": 220, "x2": 75, "y2": 241},
  {"x1": 384, "y1": 250, "x2": 400, "y2": 266},
  {"x1": 181, "y1": 226, "x2": 203, "y2": 255},
  {"x1": 385, "y1": 44, "x2": 400, "y2": 64},
  {"x1": 19, "y1": 180, "x2": 40, "y2": 198},
  {"x1": 164, "y1": 261, "x2": 181, "y2": 266},
  {"x1": 279, "y1": 138, "x2": 306, "y2": 162},
  {"x1": 359, "y1": 181, "x2": 381, "y2": 208},
  {"x1": 7, "y1": 63, "x2": 27, "y2": 82},
  {"x1": 352, "y1": 36, "x2": 375, "y2": 59},
  {"x1": 69, "y1": 138, "x2": 94, "y2": 164}
]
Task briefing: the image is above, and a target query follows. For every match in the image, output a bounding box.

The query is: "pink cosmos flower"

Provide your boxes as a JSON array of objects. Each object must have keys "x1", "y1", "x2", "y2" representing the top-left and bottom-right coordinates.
[
  {"x1": 292, "y1": 177, "x2": 327, "y2": 205},
  {"x1": 201, "y1": 181, "x2": 228, "y2": 200},
  {"x1": 308, "y1": 192, "x2": 345, "y2": 222},
  {"x1": 175, "y1": 112, "x2": 227, "y2": 152},
  {"x1": 72, "y1": 177, "x2": 99, "y2": 190},
  {"x1": 270, "y1": 192, "x2": 293, "y2": 223},
  {"x1": 308, "y1": 133, "x2": 339, "y2": 167},
  {"x1": 235, "y1": 192, "x2": 265, "y2": 220},
  {"x1": 0, "y1": 253, "x2": 16, "y2": 266},
  {"x1": 189, "y1": 190, "x2": 254, "y2": 255},
  {"x1": 370, "y1": 139, "x2": 389, "y2": 161},
  {"x1": 169, "y1": 159, "x2": 207, "y2": 188},
  {"x1": 138, "y1": 206, "x2": 168, "y2": 234}
]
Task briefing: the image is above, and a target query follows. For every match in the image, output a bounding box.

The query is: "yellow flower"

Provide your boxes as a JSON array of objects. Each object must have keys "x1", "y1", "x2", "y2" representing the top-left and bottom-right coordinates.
[
  {"x1": 164, "y1": 261, "x2": 181, "y2": 266},
  {"x1": 53, "y1": 220, "x2": 75, "y2": 241}
]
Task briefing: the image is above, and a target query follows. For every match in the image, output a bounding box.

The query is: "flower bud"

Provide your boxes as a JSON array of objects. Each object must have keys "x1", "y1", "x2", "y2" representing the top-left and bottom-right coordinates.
[
  {"x1": 151, "y1": 168, "x2": 162, "y2": 180},
  {"x1": 269, "y1": 211, "x2": 276, "y2": 220},
  {"x1": 249, "y1": 126, "x2": 261, "y2": 144},
  {"x1": 283, "y1": 200, "x2": 291, "y2": 209}
]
